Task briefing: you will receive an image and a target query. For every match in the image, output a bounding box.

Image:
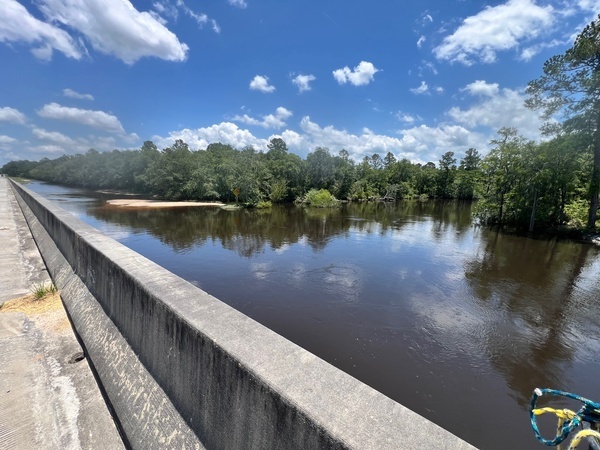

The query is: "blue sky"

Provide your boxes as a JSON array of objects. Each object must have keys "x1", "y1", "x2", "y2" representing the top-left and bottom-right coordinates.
[{"x1": 0, "y1": 0, "x2": 598, "y2": 167}]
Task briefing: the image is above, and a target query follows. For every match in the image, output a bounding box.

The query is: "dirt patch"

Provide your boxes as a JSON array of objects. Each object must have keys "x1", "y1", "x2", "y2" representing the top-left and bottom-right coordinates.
[
  {"x1": 106, "y1": 199, "x2": 224, "y2": 208},
  {"x1": 1, "y1": 291, "x2": 62, "y2": 315}
]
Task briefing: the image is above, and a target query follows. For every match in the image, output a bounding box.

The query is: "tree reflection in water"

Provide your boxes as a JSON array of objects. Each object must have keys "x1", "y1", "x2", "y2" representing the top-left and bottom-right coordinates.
[{"x1": 26, "y1": 181, "x2": 600, "y2": 450}]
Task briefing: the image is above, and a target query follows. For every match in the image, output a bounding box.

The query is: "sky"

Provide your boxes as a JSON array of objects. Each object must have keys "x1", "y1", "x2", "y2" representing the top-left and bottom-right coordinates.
[{"x1": 0, "y1": 0, "x2": 598, "y2": 167}]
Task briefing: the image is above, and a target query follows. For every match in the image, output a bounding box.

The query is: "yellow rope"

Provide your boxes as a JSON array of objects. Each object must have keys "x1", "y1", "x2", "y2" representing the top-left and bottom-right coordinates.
[
  {"x1": 533, "y1": 407, "x2": 578, "y2": 421},
  {"x1": 533, "y1": 408, "x2": 600, "y2": 449},
  {"x1": 568, "y1": 429, "x2": 600, "y2": 450}
]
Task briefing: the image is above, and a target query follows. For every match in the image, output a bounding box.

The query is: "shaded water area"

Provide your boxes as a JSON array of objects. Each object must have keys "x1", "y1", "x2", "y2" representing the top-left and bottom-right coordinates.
[{"x1": 26, "y1": 181, "x2": 600, "y2": 450}]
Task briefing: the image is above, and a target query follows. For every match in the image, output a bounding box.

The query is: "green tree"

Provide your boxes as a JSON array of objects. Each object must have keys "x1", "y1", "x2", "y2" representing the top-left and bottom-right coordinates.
[
  {"x1": 477, "y1": 128, "x2": 528, "y2": 224},
  {"x1": 306, "y1": 147, "x2": 335, "y2": 190},
  {"x1": 525, "y1": 14, "x2": 600, "y2": 228},
  {"x1": 436, "y1": 151, "x2": 457, "y2": 198},
  {"x1": 456, "y1": 148, "x2": 481, "y2": 200}
]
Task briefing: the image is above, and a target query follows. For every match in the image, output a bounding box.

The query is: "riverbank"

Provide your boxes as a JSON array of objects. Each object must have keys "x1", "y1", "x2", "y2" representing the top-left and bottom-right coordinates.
[{"x1": 106, "y1": 199, "x2": 224, "y2": 208}]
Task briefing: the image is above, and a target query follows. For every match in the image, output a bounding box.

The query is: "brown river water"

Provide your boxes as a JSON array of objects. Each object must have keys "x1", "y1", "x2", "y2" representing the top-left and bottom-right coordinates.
[{"x1": 27, "y1": 181, "x2": 600, "y2": 450}]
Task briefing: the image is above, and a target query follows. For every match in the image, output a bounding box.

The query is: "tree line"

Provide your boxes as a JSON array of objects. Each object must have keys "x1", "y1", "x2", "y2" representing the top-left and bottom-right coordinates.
[
  {"x1": 0, "y1": 137, "x2": 483, "y2": 203},
  {"x1": 0, "y1": 128, "x2": 593, "y2": 230},
  {"x1": 2, "y1": 14, "x2": 599, "y2": 232}
]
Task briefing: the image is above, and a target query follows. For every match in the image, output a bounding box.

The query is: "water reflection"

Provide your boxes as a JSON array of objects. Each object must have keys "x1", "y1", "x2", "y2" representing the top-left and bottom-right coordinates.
[
  {"x1": 465, "y1": 232, "x2": 597, "y2": 406},
  {"x1": 89, "y1": 201, "x2": 475, "y2": 257},
  {"x1": 24, "y1": 181, "x2": 600, "y2": 450}
]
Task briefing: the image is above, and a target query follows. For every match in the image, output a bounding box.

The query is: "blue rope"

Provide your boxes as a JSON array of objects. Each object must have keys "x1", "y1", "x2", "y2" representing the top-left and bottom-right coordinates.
[{"x1": 530, "y1": 388, "x2": 600, "y2": 446}]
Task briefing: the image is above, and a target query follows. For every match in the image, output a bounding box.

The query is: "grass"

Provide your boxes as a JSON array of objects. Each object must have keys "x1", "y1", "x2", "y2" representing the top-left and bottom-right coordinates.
[
  {"x1": 30, "y1": 282, "x2": 58, "y2": 300},
  {"x1": 1, "y1": 282, "x2": 61, "y2": 316}
]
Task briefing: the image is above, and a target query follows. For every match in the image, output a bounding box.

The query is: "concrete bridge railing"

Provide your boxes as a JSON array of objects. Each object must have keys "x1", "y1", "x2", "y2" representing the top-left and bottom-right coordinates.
[{"x1": 10, "y1": 180, "x2": 475, "y2": 450}]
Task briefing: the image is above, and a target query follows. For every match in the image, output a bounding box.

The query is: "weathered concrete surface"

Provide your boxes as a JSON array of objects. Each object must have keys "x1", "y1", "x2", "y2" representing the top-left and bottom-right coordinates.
[
  {"x1": 12, "y1": 179, "x2": 478, "y2": 450},
  {"x1": 0, "y1": 177, "x2": 49, "y2": 304},
  {"x1": 0, "y1": 178, "x2": 123, "y2": 450}
]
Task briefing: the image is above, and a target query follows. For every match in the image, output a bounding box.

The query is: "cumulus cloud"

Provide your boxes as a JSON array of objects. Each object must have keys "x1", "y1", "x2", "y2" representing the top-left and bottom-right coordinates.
[
  {"x1": 0, "y1": 135, "x2": 17, "y2": 145},
  {"x1": 448, "y1": 82, "x2": 544, "y2": 139},
  {"x1": 396, "y1": 112, "x2": 420, "y2": 124},
  {"x1": 249, "y1": 75, "x2": 276, "y2": 93},
  {"x1": 0, "y1": 0, "x2": 83, "y2": 60},
  {"x1": 63, "y1": 88, "x2": 94, "y2": 101},
  {"x1": 37, "y1": 0, "x2": 189, "y2": 64},
  {"x1": 461, "y1": 80, "x2": 499, "y2": 97},
  {"x1": 32, "y1": 144, "x2": 68, "y2": 154},
  {"x1": 410, "y1": 81, "x2": 429, "y2": 95},
  {"x1": 434, "y1": 0, "x2": 555, "y2": 65},
  {"x1": 228, "y1": 0, "x2": 247, "y2": 8},
  {"x1": 292, "y1": 74, "x2": 316, "y2": 93},
  {"x1": 152, "y1": 114, "x2": 490, "y2": 163},
  {"x1": 37, "y1": 103, "x2": 125, "y2": 133},
  {"x1": 396, "y1": 124, "x2": 483, "y2": 161},
  {"x1": 333, "y1": 61, "x2": 379, "y2": 86},
  {"x1": 32, "y1": 127, "x2": 77, "y2": 146},
  {"x1": 233, "y1": 107, "x2": 292, "y2": 129},
  {"x1": 152, "y1": 122, "x2": 269, "y2": 151},
  {"x1": 0, "y1": 106, "x2": 26, "y2": 124}
]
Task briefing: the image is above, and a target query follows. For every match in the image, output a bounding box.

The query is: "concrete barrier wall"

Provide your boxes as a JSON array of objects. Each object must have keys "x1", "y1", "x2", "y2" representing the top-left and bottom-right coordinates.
[{"x1": 10, "y1": 180, "x2": 475, "y2": 450}]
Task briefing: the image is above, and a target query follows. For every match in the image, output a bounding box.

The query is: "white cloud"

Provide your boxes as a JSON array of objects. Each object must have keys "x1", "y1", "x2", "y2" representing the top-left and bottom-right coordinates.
[
  {"x1": 417, "y1": 35, "x2": 426, "y2": 48},
  {"x1": 0, "y1": 0, "x2": 83, "y2": 60},
  {"x1": 32, "y1": 144, "x2": 67, "y2": 154},
  {"x1": 233, "y1": 106, "x2": 293, "y2": 129},
  {"x1": 396, "y1": 112, "x2": 419, "y2": 124},
  {"x1": 152, "y1": 114, "x2": 490, "y2": 164},
  {"x1": 577, "y1": 0, "x2": 600, "y2": 13},
  {"x1": 153, "y1": 122, "x2": 269, "y2": 150},
  {"x1": 173, "y1": 0, "x2": 218, "y2": 31},
  {"x1": 37, "y1": 103, "x2": 125, "y2": 133},
  {"x1": 297, "y1": 117, "x2": 416, "y2": 161},
  {"x1": 519, "y1": 38, "x2": 563, "y2": 61},
  {"x1": 152, "y1": 1, "x2": 178, "y2": 20},
  {"x1": 448, "y1": 83, "x2": 544, "y2": 139},
  {"x1": 37, "y1": 0, "x2": 189, "y2": 64},
  {"x1": 461, "y1": 80, "x2": 499, "y2": 97},
  {"x1": 333, "y1": 61, "x2": 379, "y2": 86},
  {"x1": 228, "y1": 0, "x2": 247, "y2": 8},
  {"x1": 63, "y1": 88, "x2": 94, "y2": 101},
  {"x1": 32, "y1": 127, "x2": 77, "y2": 146},
  {"x1": 410, "y1": 81, "x2": 429, "y2": 95},
  {"x1": 249, "y1": 75, "x2": 276, "y2": 93},
  {"x1": 396, "y1": 124, "x2": 486, "y2": 162},
  {"x1": 434, "y1": 0, "x2": 555, "y2": 65},
  {"x1": 0, "y1": 106, "x2": 26, "y2": 124},
  {"x1": 0, "y1": 135, "x2": 17, "y2": 145},
  {"x1": 292, "y1": 74, "x2": 316, "y2": 93}
]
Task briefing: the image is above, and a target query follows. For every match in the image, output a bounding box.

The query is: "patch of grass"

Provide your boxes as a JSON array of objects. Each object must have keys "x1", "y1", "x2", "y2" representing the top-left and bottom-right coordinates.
[{"x1": 30, "y1": 282, "x2": 57, "y2": 300}]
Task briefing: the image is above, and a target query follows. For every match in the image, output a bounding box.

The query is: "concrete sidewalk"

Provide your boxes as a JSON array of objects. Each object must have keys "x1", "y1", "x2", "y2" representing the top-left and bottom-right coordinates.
[{"x1": 0, "y1": 177, "x2": 124, "y2": 450}]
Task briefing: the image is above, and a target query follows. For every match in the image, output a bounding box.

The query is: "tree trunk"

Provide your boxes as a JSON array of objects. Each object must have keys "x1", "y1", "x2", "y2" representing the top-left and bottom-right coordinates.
[
  {"x1": 587, "y1": 108, "x2": 600, "y2": 229},
  {"x1": 529, "y1": 188, "x2": 538, "y2": 232}
]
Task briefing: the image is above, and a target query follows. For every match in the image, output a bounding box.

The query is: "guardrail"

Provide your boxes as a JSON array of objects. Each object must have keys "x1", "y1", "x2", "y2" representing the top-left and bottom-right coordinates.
[{"x1": 10, "y1": 180, "x2": 475, "y2": 450}]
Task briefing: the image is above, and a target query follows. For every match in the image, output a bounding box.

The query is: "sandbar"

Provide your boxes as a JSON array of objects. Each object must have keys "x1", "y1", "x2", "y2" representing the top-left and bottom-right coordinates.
[{"x1": 106, "y1": 199, "x2": 224, "y2": 208}]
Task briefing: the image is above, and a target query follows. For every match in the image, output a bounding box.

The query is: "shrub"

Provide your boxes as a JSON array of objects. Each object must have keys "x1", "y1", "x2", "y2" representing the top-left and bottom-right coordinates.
[
  {"x1": 302, "y1": 189, "x2": 340, "y2": 208},
  {"x1": 256, "y1": 200, "x2": 272, "y2": 209}
]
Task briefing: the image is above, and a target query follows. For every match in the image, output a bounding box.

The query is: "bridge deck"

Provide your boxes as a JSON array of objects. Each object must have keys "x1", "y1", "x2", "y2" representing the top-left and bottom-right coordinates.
[{"x1": 0, "y1": 177, "x2": 123, "y2": 450}]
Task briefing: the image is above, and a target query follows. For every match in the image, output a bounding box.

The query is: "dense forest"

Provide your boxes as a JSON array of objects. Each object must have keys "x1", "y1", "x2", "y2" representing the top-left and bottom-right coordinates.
[{"x1": 3, "y1": 15, "x2": 599, "y2": 233}]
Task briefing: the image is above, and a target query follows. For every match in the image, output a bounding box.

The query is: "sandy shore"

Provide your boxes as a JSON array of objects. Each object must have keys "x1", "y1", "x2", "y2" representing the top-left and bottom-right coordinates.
[{"x1": 106, "y1": 199, "x2": 224, "y2": 208}]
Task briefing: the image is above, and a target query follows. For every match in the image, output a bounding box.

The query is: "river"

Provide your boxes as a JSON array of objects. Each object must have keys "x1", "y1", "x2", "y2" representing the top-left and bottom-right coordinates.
[{"x1": 25, "y1": 180, "x2": 600, "y2": 450}]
